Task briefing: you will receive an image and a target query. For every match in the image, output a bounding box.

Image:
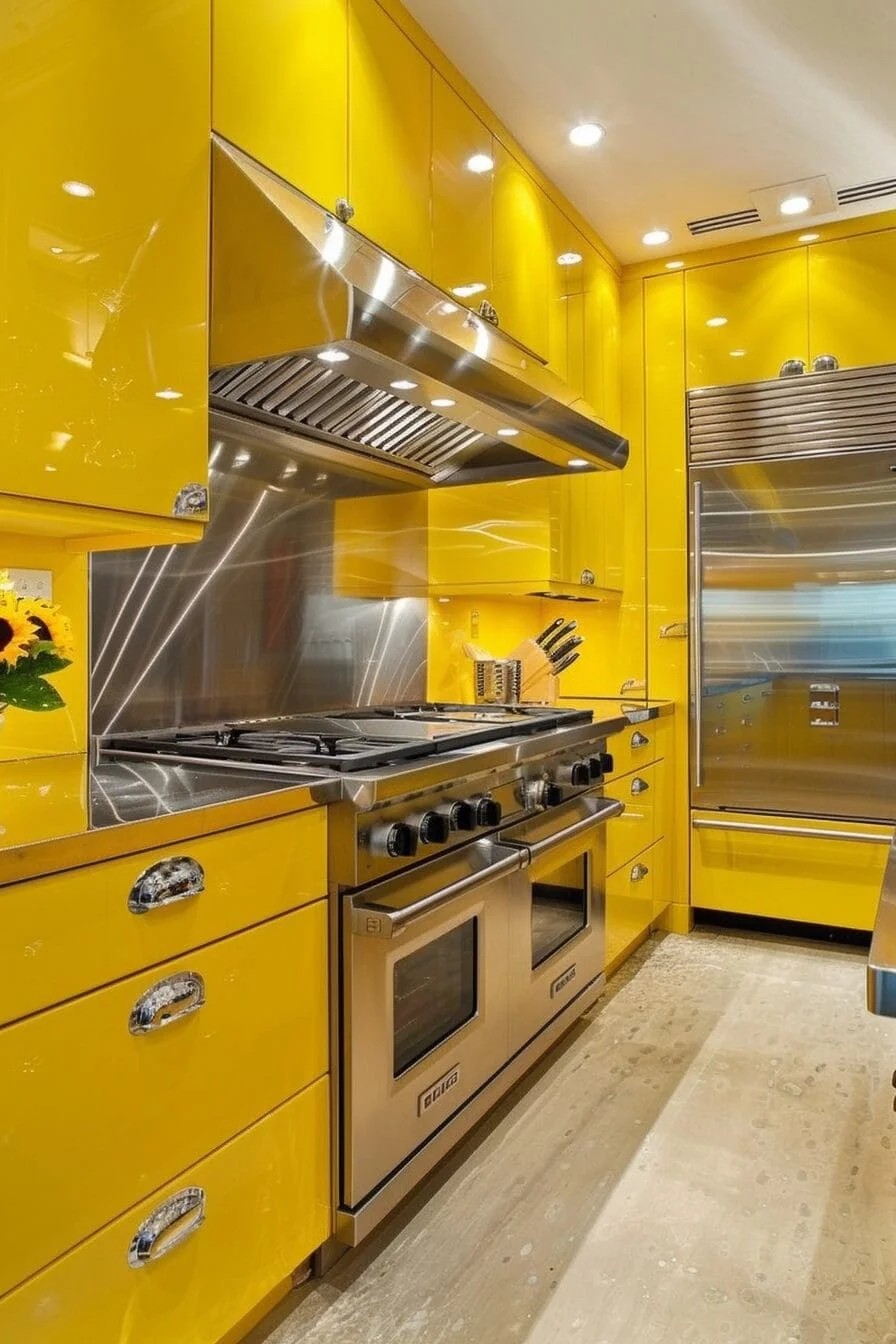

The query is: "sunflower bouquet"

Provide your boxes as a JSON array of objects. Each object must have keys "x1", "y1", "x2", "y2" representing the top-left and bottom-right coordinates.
[{"x1": 0, "y1": 571, "x2": 74, "y2": 713}]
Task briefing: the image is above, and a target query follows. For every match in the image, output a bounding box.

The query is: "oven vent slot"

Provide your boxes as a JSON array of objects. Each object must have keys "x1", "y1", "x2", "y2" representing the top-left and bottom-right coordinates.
[{"x1": 687, "y1": 208, "x2": 761, "y2": 236}]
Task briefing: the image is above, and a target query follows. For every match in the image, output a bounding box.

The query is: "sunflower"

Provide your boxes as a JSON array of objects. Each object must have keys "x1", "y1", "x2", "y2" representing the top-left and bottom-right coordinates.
[
  {"x1": 21, "y1": 598, "x2": 75, "y2": 661},
  {"x1": 0, "y1": 596, "x2": 38, "y2": 667}
]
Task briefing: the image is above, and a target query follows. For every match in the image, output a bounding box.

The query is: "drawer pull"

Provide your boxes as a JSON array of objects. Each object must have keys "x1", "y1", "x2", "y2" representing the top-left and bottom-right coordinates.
[
  {"x1": 631, "y1": 777, "x2": 650, "y2": 795},
  {"x1": 630, "y1": 862, "x2": 650, "y2": 882},
  {"x1": 631, "y1": 731, "x2": 649, "y2": 749},
  {"x1": 129, "y1": 972, "x2": 205, "y2": 1035},
  {"x1": 128, "y1": 1187, "x2": 206, "y2": 1268},
  {"x1": 129, "y1": 856, "x2": 205, "y2": 914},
  {"x1": 693, "y1": 818, "x2": 892, "y2": 844}
]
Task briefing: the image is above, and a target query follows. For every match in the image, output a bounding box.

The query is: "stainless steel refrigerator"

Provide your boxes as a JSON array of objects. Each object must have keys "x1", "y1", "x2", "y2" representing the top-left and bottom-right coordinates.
[{"x1": 688, "y1": 363, "x2": 896, "y2": 824}]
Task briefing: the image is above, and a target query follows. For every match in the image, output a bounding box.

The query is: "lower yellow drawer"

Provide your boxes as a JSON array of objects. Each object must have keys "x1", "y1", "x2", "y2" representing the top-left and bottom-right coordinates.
[
  {"x1": 0, "y1": 902, "x2": 327, "y2": 1297},
  {"x1": 0, "y1": 1079, "x2": 331, "y2": 1344},
  {"x1": 605, "y1": 722, "x2": 657, "y2": 779},
  {"x1": 605, "y1": 764, "x2": 657, "y2": 872},
  {"x1": 692, "y1": 810, "x2": 893, "y2": 930},
  {"x1": 606, "y1": 854, "x2": 653, "y2": 971}
]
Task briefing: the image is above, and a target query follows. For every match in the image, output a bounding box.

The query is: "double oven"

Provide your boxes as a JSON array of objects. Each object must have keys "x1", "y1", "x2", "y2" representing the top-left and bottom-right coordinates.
[{"x1": 340, "y1": 784, "x2": 622, "y2": 1240}]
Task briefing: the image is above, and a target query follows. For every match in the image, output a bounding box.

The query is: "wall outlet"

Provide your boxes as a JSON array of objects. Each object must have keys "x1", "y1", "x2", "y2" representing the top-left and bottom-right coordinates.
[{"x1": 5, "y1": 568, "x2": 53, "y2": 601}]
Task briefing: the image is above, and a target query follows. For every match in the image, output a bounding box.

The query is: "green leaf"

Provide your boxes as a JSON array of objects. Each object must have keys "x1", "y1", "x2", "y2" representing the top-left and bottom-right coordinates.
[
  {"x1": 27, "y1": 650, "x2": 71, "y2": 676},
  {"x1": 0, "y1": 672, "x2": 66, "y2": 711}
]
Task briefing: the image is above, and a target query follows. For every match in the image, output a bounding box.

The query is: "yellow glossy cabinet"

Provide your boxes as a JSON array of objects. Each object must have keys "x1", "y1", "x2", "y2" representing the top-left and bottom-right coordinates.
[
  {"x1": 0, "y1": 0, "x2": 210, "y2": 524},
  {"x1": 0, "y1": 1081, "x2": 330, "y2": 1344},
  {"x1": 606, "y1": 856, "x2": 654, "y2": 971},
  {"x1": 213, "y1": 0, "x2": 349, "y2": 212},
  {"x1": 808, "y1": 229, "x2": 896, "y2": 370},
  {"x1": 431, "y1": 74, "x2": 494, "y2": 300},
  {"x1": 427, "y1": 479, "x2": 558, "y2": 591},
  {"x1": 685, "y1": 250, "x2": 808, "y2": 388},
  {"x1": 348, "y1": 0, "x2": 432, "y2": 275},
  {"x1": 491, "y1": 144, "x2": 551, "y2": 357}
]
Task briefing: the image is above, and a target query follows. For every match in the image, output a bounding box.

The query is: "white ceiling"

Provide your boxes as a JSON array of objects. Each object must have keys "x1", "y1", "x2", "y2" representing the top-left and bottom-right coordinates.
[{"x1": 404, "y1": 0, "x2": 896, "y2": 263}]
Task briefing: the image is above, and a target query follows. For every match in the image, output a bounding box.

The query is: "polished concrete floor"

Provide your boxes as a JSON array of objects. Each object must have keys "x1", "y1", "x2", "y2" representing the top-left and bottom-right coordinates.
[{"x1": 249, "y1": 930, "x2": 896, "y2": 1344}]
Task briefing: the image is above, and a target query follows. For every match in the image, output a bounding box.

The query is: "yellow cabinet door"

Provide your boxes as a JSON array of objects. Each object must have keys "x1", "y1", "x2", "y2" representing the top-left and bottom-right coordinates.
[
  {"x1": 605, "y1": 765, "x2": 657, "y2": 873},
  {"x1": 213, "y1": 0, "x2": 348, "y2": 212},
  {"x1": 431, "y1": 74, "x2": 493, "y2": 301},
  {"x1": 581, "y1": 243, "x2": 623, "y2": 424},
  {"x1": 692, "y1": 810, "x2": 893, "y2": 929},
  {"x1": 427, "y1": 479, "x2": 558, "y2": 590},
  {"x1": 492, "y1": 144, "x2": 551, "y2": 358},
  {"x1": 0, "y1": 905, "x2": 328, "y2": 1296},
  {"x1": 559, "y1": 474, "x2": 610, "y2": 590},
  {"x1": 544, "y1": 198, "x2": 578, "y2": 383},
  {"x1": 348, "y1": 0, "x2": 432, "y2": 275},
  {"x1": 685, "y1": 250, "x2": 808, "y2": 388},
  {"x1": 0, "y1": 0, "x2": 209, "y2": 522},
  {"x1": 606, "y1": 855, "x2": 654, "y2": 972},
  {"x1": 606, "y1": 722, "x2": 659, "y2": 781},
  {"x1": 808, "y1": 229, "x2": 896, "y2": 370},
  {"x1": 0, "y1": 1080, "x2": 330, "y2": 1344}
]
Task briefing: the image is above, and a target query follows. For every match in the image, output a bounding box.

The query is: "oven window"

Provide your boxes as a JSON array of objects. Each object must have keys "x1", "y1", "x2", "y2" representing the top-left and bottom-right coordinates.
[
  {"x1": 531, "y1": 854, "x2": 589, "y2": 968},
  {"x1": 393, "y1": 919, "x2": 478, "y2": 1077}
]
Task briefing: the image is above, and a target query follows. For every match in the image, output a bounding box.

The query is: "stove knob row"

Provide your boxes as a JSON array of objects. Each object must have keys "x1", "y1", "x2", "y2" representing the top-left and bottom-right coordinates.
[
  {"x1": 436, "y1": 799, "x2": 478, "y2": 832},
  {"x1": 474, "y1": 795, "x2": 502, "y2": 828},
  {"x1": 368, "y1": 821, "x2": 418, "y2": 859},
  {"x1": 409, "y1": 810, "x2": 453, "y2": 846},
  {"x1": 555, "y1": 760, "x2": 592, "y2": 788}
]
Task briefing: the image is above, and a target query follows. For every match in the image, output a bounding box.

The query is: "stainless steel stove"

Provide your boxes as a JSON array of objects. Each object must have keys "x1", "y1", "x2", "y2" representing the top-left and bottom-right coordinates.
[{"x1": 99, "y1": 701, "x2": 623, "y2": 1245}]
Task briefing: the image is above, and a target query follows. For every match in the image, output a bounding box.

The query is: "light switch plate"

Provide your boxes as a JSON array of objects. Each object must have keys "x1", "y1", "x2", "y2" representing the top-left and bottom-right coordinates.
[{"x1": 5, "y1": 568, "x2": 53, "y2": 601}]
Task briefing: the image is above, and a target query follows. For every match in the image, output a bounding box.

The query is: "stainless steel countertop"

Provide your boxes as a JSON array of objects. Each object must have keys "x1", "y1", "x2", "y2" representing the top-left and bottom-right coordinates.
[{"x1": 867, "y1": 839, "x2": 896, "y2": 1018}]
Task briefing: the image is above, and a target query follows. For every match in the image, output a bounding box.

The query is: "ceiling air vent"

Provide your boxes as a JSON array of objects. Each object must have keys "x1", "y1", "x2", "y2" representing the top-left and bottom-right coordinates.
[
  {"x1": 687, "y1": 208, "x2": 761, "y2": 236},
  {"x1": 837, "y1": 177, "x2": 896, "y2": 205}
]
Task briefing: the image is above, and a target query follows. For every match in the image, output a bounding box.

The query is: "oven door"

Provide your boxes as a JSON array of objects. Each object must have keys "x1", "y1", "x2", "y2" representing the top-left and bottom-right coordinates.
[
  {"x1": 341, "y1": 838, "x2": 522, "y2": 1211},
  {"x1": 502, "y1": 793, "x2": 624, "y2": 1054}
]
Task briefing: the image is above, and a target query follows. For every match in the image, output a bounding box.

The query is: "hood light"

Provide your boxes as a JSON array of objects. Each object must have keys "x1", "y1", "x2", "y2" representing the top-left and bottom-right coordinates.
[
  {"x1": 642, "y1": 229, "x2": 670, "y2": 246},
  {"x1": 780, "y1": 194, "x2": 811, "y2": 216},
  {"x1": 729, "y1": 349, "x2": 747, "y2": 358},
  {"x1": 569, "y1": 122, "x2": 605, "y2": 147},
  {"x1": 431, "y1": 397, "x2": 455, "y2": 408},
  {"x1": 557, "y1": 251, "x2": 583, "y2": 266},
  {"x1": 317, "y1": 348, "x2": 349, "y2": 363},
  {"x1": 62, "y1": 179, "x2": 94, "y2": 198},
  {"x1": 439, "y1": 301, "x2": 459, "y2": 316},
  {"x1": 390, "y1": 379, "x2": 418, "y2": 391},
  {"x1": 497, "y1": 427, "x2": 519, "y2": 437},
  {"x1": 452, "y1": 282, "x2": 487, "y2": 298},
  {"x1": 568, "y1": 458, "x2": 588, "y2": 467},
  {"x1": 466, "y1": 153, "x2": 494, "y2": 174},
  {"x1": 706, "y1": 316, "x2": 728, "y2": 328},
  {"x1": 155, "y1": 387, "x2": 183, "y2": 400}
]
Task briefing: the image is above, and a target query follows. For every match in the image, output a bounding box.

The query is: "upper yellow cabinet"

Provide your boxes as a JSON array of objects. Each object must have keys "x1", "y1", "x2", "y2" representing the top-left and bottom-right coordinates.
[
  {"x1": 431, "y1": 75, "x2": 494, "y2": 301},
  {"x1": 212, "y1": 0, "x2": 349, "y2": 213},
  {"x1": 0, "y1": 0, "x2": 210, "y2": 534},
  {"x1": 348, "y1": 0, "x2": 432, "y2": 275},
  {"x1": 808, "y1": 229, "x2": 896, "y2": 371},
  {"x1": 684, "y1": 250, "x2": 808, "y2": 389},
  {"x1": 491, "y1": 145, "x2": 551, "y2": 359},
  {"x1": 567, "y1": 243, "x2": 623, "y2": 425}
]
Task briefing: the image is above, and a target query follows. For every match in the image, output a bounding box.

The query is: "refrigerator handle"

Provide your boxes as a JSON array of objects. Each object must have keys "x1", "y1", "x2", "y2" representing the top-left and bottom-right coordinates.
[{"x1": 692, "y1": 480, "x2": 704, "y2": 788}]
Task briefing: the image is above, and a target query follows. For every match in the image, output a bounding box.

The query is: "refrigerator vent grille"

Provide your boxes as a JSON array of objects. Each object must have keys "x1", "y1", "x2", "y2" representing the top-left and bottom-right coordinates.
[
  {"x1": 209, "y1": 356, "x2": 487, "y2": 476},
  {"x1": 687, "y1": 362, "x2": 896, "y2": 463}
]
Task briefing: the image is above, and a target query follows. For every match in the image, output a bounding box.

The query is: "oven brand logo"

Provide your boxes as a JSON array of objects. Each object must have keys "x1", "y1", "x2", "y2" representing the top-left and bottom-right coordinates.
[
  {"x1": 418, "y1": 1064, "x2": 461, "y2": 1116},
  {"x1": 550, "y1": 963, "x2": 577, "y2": 998}
]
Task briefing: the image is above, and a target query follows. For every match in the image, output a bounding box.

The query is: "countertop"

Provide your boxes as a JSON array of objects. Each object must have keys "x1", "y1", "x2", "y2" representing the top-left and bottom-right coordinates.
[{"x1": 867, "y1": 837, "x2": 896, "y2": 1018}]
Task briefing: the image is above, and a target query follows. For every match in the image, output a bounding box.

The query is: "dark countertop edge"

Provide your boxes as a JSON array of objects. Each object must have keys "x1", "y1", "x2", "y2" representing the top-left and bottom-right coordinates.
[
  {"x1": 867, "y1": 839, "x2": 896, "y2": 1018},
  {"x1": 559, "y1": 698, "x2": 674, "y2": 726}
]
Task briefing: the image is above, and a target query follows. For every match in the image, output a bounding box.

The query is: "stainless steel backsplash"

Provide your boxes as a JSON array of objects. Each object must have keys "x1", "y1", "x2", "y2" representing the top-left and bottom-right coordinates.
[{"x1": 91, "y1": 414, "x2": 427, "y2": 735}]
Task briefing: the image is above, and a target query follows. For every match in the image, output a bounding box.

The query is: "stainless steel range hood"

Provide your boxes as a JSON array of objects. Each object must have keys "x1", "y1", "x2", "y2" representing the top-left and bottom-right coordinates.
[{"x1": 210, "y1": 136, "x2": 628, "y2": 489}]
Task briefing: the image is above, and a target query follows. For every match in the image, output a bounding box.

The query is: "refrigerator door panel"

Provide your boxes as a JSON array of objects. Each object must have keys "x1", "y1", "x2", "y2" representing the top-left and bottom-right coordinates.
[{"x1": 690, "y1": 447, "x2": 896, "y2": 821}]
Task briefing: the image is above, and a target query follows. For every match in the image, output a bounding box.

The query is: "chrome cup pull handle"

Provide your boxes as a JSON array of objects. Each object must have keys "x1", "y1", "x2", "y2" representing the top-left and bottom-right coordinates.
[
  {"x1": 630, "y1": 863, "x2": 650, "y2": 882},
  {"x1": 631, "y1": 777, "x2": 650, "y2": 795},
  {"x1": 630, "y1": 731, "x2": 649, "y2": 748},
  {"x1": 129, "y1": 856, "x2": 205, "y2": 914},
  {"x1": 128, "y1": 972, "x2": 206, "y2": 1035},
  {"x1": 128, "y1": 1187, "x2": 206, "y2": 1268}
]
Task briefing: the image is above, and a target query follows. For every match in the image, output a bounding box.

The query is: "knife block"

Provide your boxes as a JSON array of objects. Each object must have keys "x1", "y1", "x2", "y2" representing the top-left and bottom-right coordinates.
[{"x1": 507, "y1": 638, "x2": 560, "y2": 705}]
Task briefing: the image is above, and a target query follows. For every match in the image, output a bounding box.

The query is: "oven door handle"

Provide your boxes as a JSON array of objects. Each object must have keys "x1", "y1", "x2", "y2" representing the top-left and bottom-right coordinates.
[
  {"x1": 518, "y1": 796, "x2": 625, "y2": 862},
  {"x1": 350, "y1": 846, "x2": 525, "y2": 939}
]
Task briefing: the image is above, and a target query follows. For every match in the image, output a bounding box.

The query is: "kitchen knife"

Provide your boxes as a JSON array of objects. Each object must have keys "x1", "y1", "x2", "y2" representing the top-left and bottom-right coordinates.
[
  {"x1": 535, "y1": 617, "x2": 566, "y2": 647},
  {"x1": 542, "y1": 620, "x2": 577, "y2": 653},
  {"x1": 549, "y1": 634, "x2": 584, "y2": 665},
  {"x1": 552, "y1": 651, "x2": 580, "y2": 676}
]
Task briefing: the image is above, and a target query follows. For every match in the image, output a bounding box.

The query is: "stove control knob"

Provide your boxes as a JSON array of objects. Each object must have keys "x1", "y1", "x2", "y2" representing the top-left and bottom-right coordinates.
[
  {"x1": 542, "y1": 782, "x2": 565, "y2": 808},
  {"x1": 556, "y1": 760, "x2": 591, "y2": 787},
  {"x1": 437, "y1": 800, "x2": 477, "y2": 832},
  {"x1": 475, "y1": 796, "x2": 502, "y2": 827},
  {"x1": 588, "y1": 752, "x2": 613, "y2": 781},
  {"x1": 368, "y1": 822, "x2": 418, "y2": 859},
  {"x1": 414, "y1": 811, "x2": 452, "y2": 845}
]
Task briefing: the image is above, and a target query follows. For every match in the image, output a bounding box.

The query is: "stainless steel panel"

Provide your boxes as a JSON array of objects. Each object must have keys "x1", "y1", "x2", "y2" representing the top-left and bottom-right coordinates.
[
  {"x1": 868, "y1": 840, "x2": 896, "y2": 1017},
  {"x1": 690, "y1": 446, "x2": 896, "y2": 820},
  {"x1": 91, "y1": 416, "x2": 427, "y2": 736}
]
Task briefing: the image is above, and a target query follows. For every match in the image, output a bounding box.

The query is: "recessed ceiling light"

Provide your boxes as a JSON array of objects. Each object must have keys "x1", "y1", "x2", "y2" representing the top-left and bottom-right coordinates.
[
  {"x1": 154, "y1": 387, "x2": 183, "y2": 400},
  {"x1": 497, "y1": 427, "x2": 519, "y2": 437},
  {"x1": 234, "y1": 450, "x2": 251, "y2": 466},
  {"x1": 466, "y1": 153, "x2": 494, "y2": 174},
  {"x1": 706, "y1": 316, "x2": 728, "y2": 328},
  {"x1": 665, "y1": 260, "x2": 684, "y2": 270},
  {"x1": 557, "y1": 251, "x2": 583, "y2": 266},
  {"x1": 729, "y1": 349, "x2": 747, "y2": 357},
  {"x1": 642, "y1": 229, "x2": 671, "y2": 246},
  {"x1": 390, "y1": 379, "x2": 418, "y2": 391},
  {"x1": 798, "y1": 232, "x2": 820, "y2": 242},
  {"x1": 568, "y1": 458, "x2": 589, "y2": 467},
  {"x1": 431, "y1": 397, "x2": 455, "y2": 408},
  {"x1": 62, "y1": 180, "x2": 94, "y2": 198},
  {"x1": 49, "y1": 246, "x2": 65, "y2": 255},
  {"x1": 439, "y1": 302, "x2": 459, "y2": 316},
  {"x1": 780, "y1": 194, "x2": 811, "y2": 216},
  {"x1": 451, "y1": 282, "x2": 487, "y2": 298},
  {"x1": 317, "y1": 348, "x2": 349, "y2": 363},
  {"x1": 569, "y1": 122, "x2": 605, "y2": 148}
]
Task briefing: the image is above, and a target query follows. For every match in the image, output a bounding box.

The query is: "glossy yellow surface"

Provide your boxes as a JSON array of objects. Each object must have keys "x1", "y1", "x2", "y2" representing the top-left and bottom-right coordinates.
[
  {"x1": 605, "y1": 764, "x2": 658, "y2": 874},
  {"x1": 0, "y1": 0, "x2": 209, "y2": 523},
  {"x1": 605, "y1": 851, "x2": 654, "y2": 973},
  {"x1": 605, "y1": 723, "x2": 658, "y2": 781},
  {"x1": 691, "y1": 811, "x2": 893, "y2": 930},
  {"x1": 0, "y1": 809, "x2": 327, "y2": 1026},
  {"x1": 213, "y1": 0, "x2": 348, "y2": 212},
  {"x1": 0, "y1": 754, "x2": 87, "y2": 850},
  {"x1": 428, "y1": 480, "x2": 557, "y2": 588},
  {"x1": 348, "y1": 0, "x2": 432, "y2": 274},
  {"x1": 431, "y1": 74, "x2": 494, "y2": 300},
  {"x1": 491, "y1": 144, "x2": 551, "y2": 357},
  {"x1": 684, "y1": 249, "x2": 809, "y2": 387},
  {"x1": 0, "y1": 1079, "x2": 330, "y2": 1344},
  {"x1": 0, "y1": 904, "x2": 328, "y2": 1296},
  {"x1": 808, "y1": 228, "x2": 896, "y2": 369}
]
